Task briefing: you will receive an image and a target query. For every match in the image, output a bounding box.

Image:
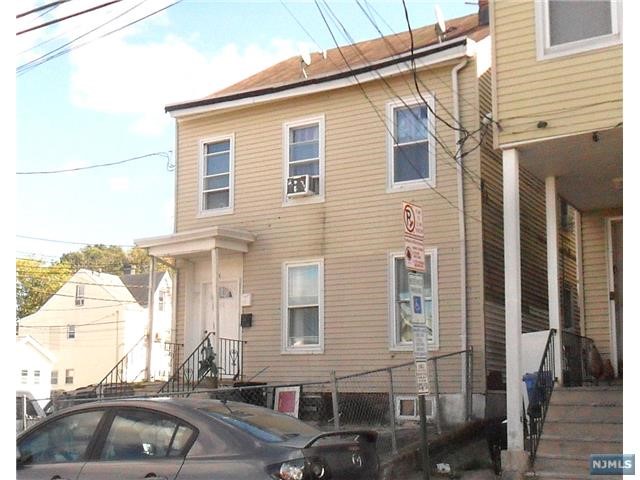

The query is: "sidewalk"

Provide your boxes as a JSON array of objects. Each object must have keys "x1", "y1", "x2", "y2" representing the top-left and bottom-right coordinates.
[{"x1": 405, "y1": 469, "x2": 498, "y2": 480}]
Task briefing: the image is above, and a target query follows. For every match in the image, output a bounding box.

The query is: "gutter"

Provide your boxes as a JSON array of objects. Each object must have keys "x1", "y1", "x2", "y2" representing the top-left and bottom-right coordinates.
[
  {"x1": 452, "y1": 57, "x2": 470, "y2": 421},
  {"x1": 166, "y1": 37, "x2": 469, "y2": 117}
]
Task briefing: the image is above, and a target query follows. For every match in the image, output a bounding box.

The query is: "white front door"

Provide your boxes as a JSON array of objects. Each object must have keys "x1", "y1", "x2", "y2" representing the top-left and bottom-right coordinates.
[
  {"x1": 608, "y1": 218, "x2": 623, "y2": 377},
  {"x1": 218, "y1": 280, "x2": 240, "y2": 341}
]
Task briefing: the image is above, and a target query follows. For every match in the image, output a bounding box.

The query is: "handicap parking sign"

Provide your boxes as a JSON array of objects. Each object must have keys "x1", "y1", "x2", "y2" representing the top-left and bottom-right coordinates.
[{"x1": 413, "y1": 296, "x2": 422, "y2": 314}]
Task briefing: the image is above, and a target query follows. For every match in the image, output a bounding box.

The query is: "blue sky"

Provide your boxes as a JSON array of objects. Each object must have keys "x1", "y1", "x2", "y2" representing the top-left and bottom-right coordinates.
[{"x1": 14, "y1": 0, "x2": 478, "y2": 262}]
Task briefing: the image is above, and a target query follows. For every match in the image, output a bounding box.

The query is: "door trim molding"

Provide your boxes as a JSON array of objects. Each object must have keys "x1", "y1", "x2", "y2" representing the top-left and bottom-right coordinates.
[{"x1": 605, "y1": 216, "x2": 622, "y2": 377}]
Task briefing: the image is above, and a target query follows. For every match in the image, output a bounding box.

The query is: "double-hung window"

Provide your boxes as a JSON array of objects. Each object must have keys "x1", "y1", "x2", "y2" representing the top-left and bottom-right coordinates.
[
  {"x1": 200, "y1": 135, "x2": 234, "y2": 215},
  {"x1": 284, "y1": 116, "x2": 324, "y2": 203},
  {"x1": 390, "y1": 251, "x2": 438, "y2": 350},
  {"x1": 535, "y1": 0, "x2": 622, "y2": 60},
  {"x1": 282, "y1": 260, "x2": 324, "y2": 353},
  {"x1": 388, "y1": 97, "x2": 436, "y2": 190},
  {"x1": 75, "y1": 285, "x2": 85, "y2": 306},
  {"x1": 67, "y1": 325, "x2": 76, "y2": 339}
]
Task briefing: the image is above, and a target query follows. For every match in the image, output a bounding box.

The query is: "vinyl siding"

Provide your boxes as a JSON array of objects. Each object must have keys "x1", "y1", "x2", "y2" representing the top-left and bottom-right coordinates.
[
  {"x1": 491, "y1": 0, "x2": 623, "y2": 146},
  {"x1": 172, "y1": 62, "x2": 486, "y2": 395}
]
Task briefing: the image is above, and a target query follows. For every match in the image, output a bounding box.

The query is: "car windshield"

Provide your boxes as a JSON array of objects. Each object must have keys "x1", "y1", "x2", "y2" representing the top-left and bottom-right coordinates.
[{"x1": 198, "y1": 404, "x2": 319, "y2": 443}]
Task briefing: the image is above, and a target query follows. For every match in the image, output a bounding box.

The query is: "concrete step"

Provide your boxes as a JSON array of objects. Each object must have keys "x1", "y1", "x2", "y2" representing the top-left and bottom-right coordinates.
[
  {"x1": 545, "y1": 404, "x2": 622, "y2": 423},
  {"x1": 543, "y1": 420, "x2": 622, "y2": 441},
  {"x1": 534, "y1": 454, "x2": 591, "y2": 476},
  {"x1": 551, "y1": 388, "x2": 623, "y2": 406},
  {"x1": 537, "y1": 437, "x2": 622, "y2": 457},
  {"x1": 529, "y1": 470, "x2": 622, "y2": 479}
]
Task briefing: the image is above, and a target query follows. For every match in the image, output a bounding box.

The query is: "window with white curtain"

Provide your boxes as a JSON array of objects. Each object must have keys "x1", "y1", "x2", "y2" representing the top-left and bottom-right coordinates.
[
  {"x1": 283, "y1": 260, "x2": 323, "y2": 353},
  {"x1": 200, "y1": 135, "x2": 234, "y2": 215}
]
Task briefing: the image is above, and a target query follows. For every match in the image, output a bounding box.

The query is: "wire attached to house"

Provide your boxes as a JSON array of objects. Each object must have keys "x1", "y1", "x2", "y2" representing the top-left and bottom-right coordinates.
[{"x1": 17, "y1": 151, "x2": 172, "y2": 175}]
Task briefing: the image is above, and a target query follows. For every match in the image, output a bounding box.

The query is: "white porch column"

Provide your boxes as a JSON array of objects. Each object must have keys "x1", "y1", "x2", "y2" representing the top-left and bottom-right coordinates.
[
  {"x1": 210, "y1": 248, "x2": 219, "y2": 339},
  {"x1": 545, "y1": 177, "x2": 563, "y2": 385},
  {"x1": 503, "y1": 149, "x2": 525, "y2": 453},
  {"x1": 144, "y1": 255, "x2": 156, "y2": 381}
]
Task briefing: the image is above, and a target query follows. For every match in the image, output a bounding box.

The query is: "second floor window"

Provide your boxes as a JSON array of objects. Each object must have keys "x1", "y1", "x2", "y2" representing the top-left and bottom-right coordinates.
[
  {"x1": 21, "y1": 370, "x2": 28, "y2": 384},
  {"x1": 388, "y1": 98, "x2": 435, "y2": 190},
  {"x1": 75, "y1": 285, "x2": 85, "y2": 306},
  {"x1": 65, "y1": 369, "x2": 74, "y2": 384},
  {"x1": 51, "y1": 370, "x2": 58, "y2": 385},
  {"x1": 33, "y1": 370, "x2": 40, "y2": 384},
  {"x1": 284, "y1": 116, "x2": 324, "y2": 204},
  {"x1": 67, "y1": 325, "x2": 76, "y2": 339},
  {"x1": 200, "y1": 136, "x2": 233, "y2": 214},
  {"x1": 536, "y1": 0, "x2": 622, "y2": 59},
  {"x1": 158, "y1": 291, "x2": 165, "y2": 312}
]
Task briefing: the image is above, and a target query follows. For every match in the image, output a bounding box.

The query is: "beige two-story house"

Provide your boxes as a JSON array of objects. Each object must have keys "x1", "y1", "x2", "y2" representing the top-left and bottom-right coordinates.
[
  {"x1": 137, "y1": 8, "x2": 568, "y2": 425},
  {"x1": 489, "y1": 0, "x2": 623, "y2": 476}
]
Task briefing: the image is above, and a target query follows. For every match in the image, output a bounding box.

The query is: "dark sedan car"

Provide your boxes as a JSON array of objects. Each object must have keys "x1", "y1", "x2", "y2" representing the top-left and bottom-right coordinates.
[{"x1": 16, "y1": 397, "x2": 379, "y2": 480}]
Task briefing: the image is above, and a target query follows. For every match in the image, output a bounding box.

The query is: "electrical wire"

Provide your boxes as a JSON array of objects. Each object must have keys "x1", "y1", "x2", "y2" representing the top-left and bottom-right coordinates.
[
  {"x1": 16, "y1": 235, "x2": 136, "y2": 248},
  {"x1": 17, "y1": 151, "x2": 171, "y2": 175},
  {"x1": 312, "y1": 0, "x2": 480, "y2": 223},
  {"x1": 17, "y1": 0, "x2": 184, "y2": 75},
  {"x1": 17, "y1": 0, "x2": 123, "y2": 36},
  {"x1": 318, "y1": 0, "x2": 482, "y2": 189},
  {"x1": 16, "y1": 0, "x2": 72, "y2": 19}
]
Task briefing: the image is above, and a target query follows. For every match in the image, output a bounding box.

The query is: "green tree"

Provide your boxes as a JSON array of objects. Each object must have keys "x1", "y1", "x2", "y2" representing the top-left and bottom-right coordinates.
[
  {"x1": 16, "y1": 259, "x2": 72, "y2": 320},
  {"x1": 60, "y1": 244, "x2": 129, "y2": 275}
]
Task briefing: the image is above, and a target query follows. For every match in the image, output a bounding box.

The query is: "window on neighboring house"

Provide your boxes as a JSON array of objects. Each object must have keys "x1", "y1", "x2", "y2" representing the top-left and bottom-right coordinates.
[
  {"x1": 75, "y1": 285, "x2": 85, "y2": 306},
  {"x1": 33, "y1": 370, "x2": 40, "y2": 384},
  {"x1": 21, "y1": 370, "x2": 28, "y2": 384},
  {"x1": 283, "y1": 260, "x2": 324, "y2": 353},
  {"x1": 284, "y1": 116, "x2": 324, "y2": 203},
  {"x1": 390, "y1": 251, "x2": 438, "y2": 349},
  {"x1": 51, "y1": 370, "x2": 58, "y2": 385},
  {"x1": 388, "y1": 97, "x2": 436, "y2": 190},
  {"x1": 65, "y1": 369, "x2": 74, "y2": 384},
  {"x1": 67, "y1": 325, "x2": 76, "y2": 339},
  {"x1": 158, "y1": 291, "x2": 165, "y2": 312},
  {"x1": 200, "y1": 136, "x2": 234, "y2": 214},
  {"x1": 536, "y1": 0, "x2": 622, "y2": 59}
]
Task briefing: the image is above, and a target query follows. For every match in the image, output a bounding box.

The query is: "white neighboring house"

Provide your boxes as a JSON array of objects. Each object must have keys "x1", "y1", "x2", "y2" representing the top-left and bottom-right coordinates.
[
  {"x1": 18, "y1": 269, "x2": 173, "y2": 394},
  {"x1": 16, "y1": 336, "x2": 55, "y2": 409}
]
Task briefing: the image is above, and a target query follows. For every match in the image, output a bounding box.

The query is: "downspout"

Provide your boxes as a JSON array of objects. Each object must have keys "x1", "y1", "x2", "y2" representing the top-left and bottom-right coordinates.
[{"x1": 452, "y1": 57, "x2": 470, "y2": 420}]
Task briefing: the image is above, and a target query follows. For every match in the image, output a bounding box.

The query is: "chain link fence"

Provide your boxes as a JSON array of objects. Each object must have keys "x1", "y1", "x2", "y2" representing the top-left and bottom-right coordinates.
[{"x1": 18, "y1": 349, "x2": 473, "y2": 461}]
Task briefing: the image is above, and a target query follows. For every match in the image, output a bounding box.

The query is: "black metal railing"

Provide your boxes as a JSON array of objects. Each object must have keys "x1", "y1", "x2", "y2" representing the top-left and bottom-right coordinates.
[
  {"x1": 217, "y1": 337, "x2": 245, "y2": 381},
  {"x1": 562, "y1": 331, "x2": 595, "y2": 386},
  {"x1": 526, "y1": 328, "x2": 556, "y2": 463},
  {"x1": 94, "y1": 336, "x2": 146, "y2": 399},
  {"x1": 157, "y1": 332, "x2": 218, "y2": 396}
]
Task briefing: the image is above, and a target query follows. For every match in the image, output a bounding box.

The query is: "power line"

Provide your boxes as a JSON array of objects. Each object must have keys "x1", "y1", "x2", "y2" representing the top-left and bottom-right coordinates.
[
  {"x1": 318, "y1": 0, "x2": 482, "y2": 188},
  {"x1": 16, "y1": 0, "x2": 72, "y2": 19},
  {"x1": 17, "y1": 0, "x2": 124, "y2": 36},
  {"x1": 16, "y1": 235, "x2": 135, "y2": 248},
  {"x1": 17, "y1": 0, "x2": 184, "y2": 75},
  {"x1": 312, "y1": 0, "x2": 479, "y2": 223},
  {"x1": 18, "y1": 0, "x2": 150, "y2": 73},
  {"x1": 17, "y1": 151, "x2": 171, "y2": 175}
]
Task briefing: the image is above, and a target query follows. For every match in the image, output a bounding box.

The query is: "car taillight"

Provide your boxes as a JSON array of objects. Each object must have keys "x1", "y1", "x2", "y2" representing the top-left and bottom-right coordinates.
[{"x1": 269, "y1": 458, "x2": 327, "y2": 480}]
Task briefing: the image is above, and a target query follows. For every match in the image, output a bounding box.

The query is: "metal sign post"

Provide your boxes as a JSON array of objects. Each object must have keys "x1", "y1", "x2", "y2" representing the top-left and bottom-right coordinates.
[{"x1": 403, "y1": 202, "x2": 430, "y2": 480}]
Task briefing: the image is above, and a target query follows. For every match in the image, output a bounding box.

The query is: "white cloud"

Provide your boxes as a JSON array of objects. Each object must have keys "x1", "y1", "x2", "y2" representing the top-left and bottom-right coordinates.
[
  {"x1": 108, "y1": 176, "x2": 130, "y2": 191},
  {"x1": 66, "y1": 21, "x2": 309, "y2": 137}
]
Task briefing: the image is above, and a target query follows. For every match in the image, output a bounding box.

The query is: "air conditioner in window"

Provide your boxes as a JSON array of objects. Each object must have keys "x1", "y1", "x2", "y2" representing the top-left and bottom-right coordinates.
[{"x1": 286, "y1": 174, "x2": 313, "y2": 197}]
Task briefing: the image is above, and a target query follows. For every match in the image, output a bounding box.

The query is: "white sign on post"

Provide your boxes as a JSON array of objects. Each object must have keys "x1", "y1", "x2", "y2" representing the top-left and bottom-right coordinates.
[
  {"x1": 403, "y1": 202, "x2": 431, "y2": 398},
  {"x1": 403, "y1": 202, "x2": 425, "y2": 273},
  {"x1": 415, "y1": 360, "x2": 430, "y2": 394}
]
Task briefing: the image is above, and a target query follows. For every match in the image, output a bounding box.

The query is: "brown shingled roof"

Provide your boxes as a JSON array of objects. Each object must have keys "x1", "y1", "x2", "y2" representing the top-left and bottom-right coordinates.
[{"x1": 167, "y1": 12, "x2": 487, "y2": 112}]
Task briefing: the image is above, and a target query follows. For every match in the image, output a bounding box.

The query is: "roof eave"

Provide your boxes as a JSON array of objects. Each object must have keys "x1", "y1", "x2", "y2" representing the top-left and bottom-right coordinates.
[{"x1": 165, "y1": 37, "x2": 471, "y2": 118}]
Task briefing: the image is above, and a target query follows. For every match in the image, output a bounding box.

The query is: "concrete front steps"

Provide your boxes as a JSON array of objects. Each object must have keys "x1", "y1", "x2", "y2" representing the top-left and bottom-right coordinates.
[{"x1": 529, "y1": 385, "x2": 623, "y2": 479}]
